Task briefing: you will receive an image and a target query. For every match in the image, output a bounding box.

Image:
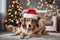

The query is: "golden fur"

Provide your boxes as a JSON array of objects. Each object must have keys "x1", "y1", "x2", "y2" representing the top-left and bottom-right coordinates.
[{"x1": 19, "y1": 18, "x2": 46, "y2": 39}]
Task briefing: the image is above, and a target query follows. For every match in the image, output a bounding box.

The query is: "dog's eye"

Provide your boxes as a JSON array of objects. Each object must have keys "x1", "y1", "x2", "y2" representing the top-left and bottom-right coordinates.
[
  {"x1": 32, "y1": 20, "x2": 34, "y2": 22},
  {"x1": 26, "y1": 19, "x2": 29, "y2": 21}
]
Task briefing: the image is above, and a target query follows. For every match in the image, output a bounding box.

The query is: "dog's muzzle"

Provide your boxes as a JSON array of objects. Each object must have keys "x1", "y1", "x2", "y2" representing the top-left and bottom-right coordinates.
[{"x1": 21, "y1": 23, "x2": 25, "y2": 28}]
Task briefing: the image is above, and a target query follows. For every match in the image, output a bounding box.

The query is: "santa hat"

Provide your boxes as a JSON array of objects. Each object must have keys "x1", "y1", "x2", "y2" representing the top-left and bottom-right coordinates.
[{"x1": 23, "y1": 9, "x2": 38, "y2": 20}]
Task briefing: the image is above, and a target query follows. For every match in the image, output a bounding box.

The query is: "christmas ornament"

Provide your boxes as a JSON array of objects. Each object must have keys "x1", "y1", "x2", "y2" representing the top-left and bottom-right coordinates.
[
  {"x1": 14, "y1": 11, "x2": 17, "y2": 14},
  {"x1": 9, "y1": 19, "x2": 11, "y2": 21},
  {"x1": 8, "y1": 9, "x2": 12, "y2": 11},
  {"x1": 12, "y1": 1, "x2": 15, "y2": 4},
  {"x1": 12, "y1": 4, "x2": 14, "y2": 7},
  {"x1": 9, "y1": 5, "x2": 11, "y2": 8},
  {"x1": 5, "y1": 20, "x2": 7, "y2": 22},
  {"x1": 11, "y1": 20, "x2": 14, "y2": 22},
  {"x1": 46, "y1": 0, "x2": 54, "y2": 4},
  {"x1": 8, "y1": 13, "x2": 11, "y2": 15},
  {"x1": 15, "y1": 16, "x2": 17, "y2": 18},
  {"x1": 17, "y1": 5, "x2": 19, "y2": 8},
  {"x1": 11, "y1": 15, "x2": 13, "y2": 17}
]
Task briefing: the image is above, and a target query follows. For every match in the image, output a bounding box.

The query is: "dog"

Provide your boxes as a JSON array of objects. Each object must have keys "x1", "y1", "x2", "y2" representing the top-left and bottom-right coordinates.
[
  {"x1": 13, "y1": 9, "x2": 46, "y2": 38},
  {"x1": 19, "y1": 17, "x2": 46, "y2": 39}
]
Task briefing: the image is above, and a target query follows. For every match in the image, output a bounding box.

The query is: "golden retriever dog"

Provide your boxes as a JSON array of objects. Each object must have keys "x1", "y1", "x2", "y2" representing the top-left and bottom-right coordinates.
[{"x1": 19, "y1": 18, "x2": 46, "y2": 39}]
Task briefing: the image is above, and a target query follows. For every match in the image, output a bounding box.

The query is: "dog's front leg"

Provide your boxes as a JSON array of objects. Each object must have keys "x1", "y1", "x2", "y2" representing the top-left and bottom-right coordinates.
[
  {"x1": 20, "y1": 32, "x2": 26, "y2": 39},
  {"x1": 29, "y1": 33, "x2": 41, "y2": 38}
]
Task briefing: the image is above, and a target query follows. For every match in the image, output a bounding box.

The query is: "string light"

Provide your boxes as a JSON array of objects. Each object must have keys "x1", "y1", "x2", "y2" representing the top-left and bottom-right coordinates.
[
  {"x1": 41, "y1": 4, "x2": 44, "y2": 6},
  {"x1": 20, "y1": 6, "x2": 22, "y2": 9},
  {"x1": 38, "y1": 2, "x2": 40, "y2": 4},
  {"x1": 47, "y1": 5, "x2": 49, "y2": 7},
  {"x1": 37, "y1": 6, "x2": 39, "y2": 8},
  {"x1": 57, "y1": 9, "x2": 59, "y2": 12},
  {"x1": 12, "y1": 1, "x2": 15, "y2": 4},
  {"x1": 17, "y1": 5, "x2": 19, "y2": 8},
  {"x1": 53, "y1": 0, "x2": 56, "y2": 4},
  {"x1": 56, "y1": 6, "x2": 58, "y2": 8},
  {"x1": 9, "y1": 5, "x2": 11, "y2": 8},
  {"x1": 5, "y1": 20, "x2": 7, "y2": 22},
  {"x1": 8, "y1": 13, "x2": 11, "y2": 15},
  {"x1": 26, "y1": 0, "x2": 30, "y2": 6},
  {"x1": 45, "y1": 2, "x2": 47, "y2": 4},
  {"x1": 15, "y1": 11, "x2": 17, "y2": 14},
  {"x1": 5, "y1": 25, "x2": 7, "y2": 26},
  {"x1": 15, "y1": 16, "x2": 17, "y2": 18},
  {"x1": 8, "y1": 9, "x2": 12, "y2": 11},
  {"x1": 49, "y1": 5, "x2": 53, "y2": 8},
  {"x1": 40, "y1": 0, "x2": 43, "y2": 2},
  {"x1": 59, "y1": 14, "x2": 60, "y2": 16},
  {"x1": 27, "y1": 0, "x2": 30, "y2": 1},
  {"x1": 37, "y1": 0, "x2": 43, "y2": 9},
  {"x1": 12, "y1": 4, "x2": 14, "y2": 7},
  {"x1": 9, "y1": 19, "x2": 11, "y2": 21},
  {"x1": 11, "y1": 20, "x2": 14, "y2": 22},
  {"x1": 11, "y1": 15, "x2": 13, "y2": 17}
]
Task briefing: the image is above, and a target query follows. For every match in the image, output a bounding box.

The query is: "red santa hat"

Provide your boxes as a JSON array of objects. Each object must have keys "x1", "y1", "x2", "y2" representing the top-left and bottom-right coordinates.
[{"x1": 23, "y1": 9, "x2": 38, "y2": 20}]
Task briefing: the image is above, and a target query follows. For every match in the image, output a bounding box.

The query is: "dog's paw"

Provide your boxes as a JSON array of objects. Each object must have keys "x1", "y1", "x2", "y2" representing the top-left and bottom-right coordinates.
[
  {"x1": 20, "y1": 36, "x2": 25, "y2": 39},
  {"x1": 25, "y1": 36, "x2": 30, "y2": 39}
]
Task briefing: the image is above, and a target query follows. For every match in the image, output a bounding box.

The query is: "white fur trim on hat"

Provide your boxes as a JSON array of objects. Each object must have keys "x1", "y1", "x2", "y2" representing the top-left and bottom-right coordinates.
[{"x1": 23, "y1": 13, "x2": 38, "y2": 20}]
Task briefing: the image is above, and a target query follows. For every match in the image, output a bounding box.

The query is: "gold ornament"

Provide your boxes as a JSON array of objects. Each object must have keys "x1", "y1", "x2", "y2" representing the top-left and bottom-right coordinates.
[
  {"x1": 11, "y1": 15, "x2": 13, "y2": 17},
  {"x1": 12, "y1": 4, "x2": 14, "y2": 7},
  {"x1": 16, "y1": 0, "x2": 18, "y2": 3},
  {"x1": 12, "y1": 1, "x2": 15, "y2": 4},
  {"x1": 15, "y1": 11, "x2": 17, "y2": 14},
  {"x1": 20, "y1": 6, "x2": 22, "y2": 9},
  {"x1": 5, "y1": 20, "x2": 7, "y2": 22},
  {"x1": 9, "y1": 5, "x2": 11, "y2": 8},
  {"x1": 11, "y1": 20, "x2": 14, "y2": 22},
  {"x1": 17, "y1": 5, "x2": 19, "y2": 8},
  {"x1": 9, "y1": 19, "x2": 11, "y2": 21},
  {"x1": 49, "y1": 5, "x2": 53, "y2": 8},
  {"x1": 8, "y1": 9, "x2": 12, "y2": 11},
  {"x1": 18, "y1": 8, "x2": 21, "y2": 11},
  {"x1": 8, "y1": 13, "x2": 11, "y2": 15}
]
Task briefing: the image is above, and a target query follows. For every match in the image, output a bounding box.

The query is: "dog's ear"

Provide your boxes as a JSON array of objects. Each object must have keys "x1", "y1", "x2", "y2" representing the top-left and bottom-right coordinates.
[
  {"x1": 37, "y1": 17, "x2": 40, "y2": 21},
  {"x1": 35, "y1": 17, "x2": 40, "y2": 27},
  {"x1": 21, "y1": 18, "x2": 26, "y2": 28},
  {"x1": 20, "y1": 17, "x2": 24, "y2": 22}
]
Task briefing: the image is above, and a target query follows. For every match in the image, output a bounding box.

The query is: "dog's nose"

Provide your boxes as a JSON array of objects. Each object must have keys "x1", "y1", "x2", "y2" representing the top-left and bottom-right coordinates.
[{"x1": 28, "y1": 24, "x2": 31, "y2": 28}]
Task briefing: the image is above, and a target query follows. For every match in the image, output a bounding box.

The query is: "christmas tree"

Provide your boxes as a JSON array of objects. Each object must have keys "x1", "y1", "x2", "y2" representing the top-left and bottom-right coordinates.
[{"x1": 4, "y1": 0, "x2": 23, "y2": 27}]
